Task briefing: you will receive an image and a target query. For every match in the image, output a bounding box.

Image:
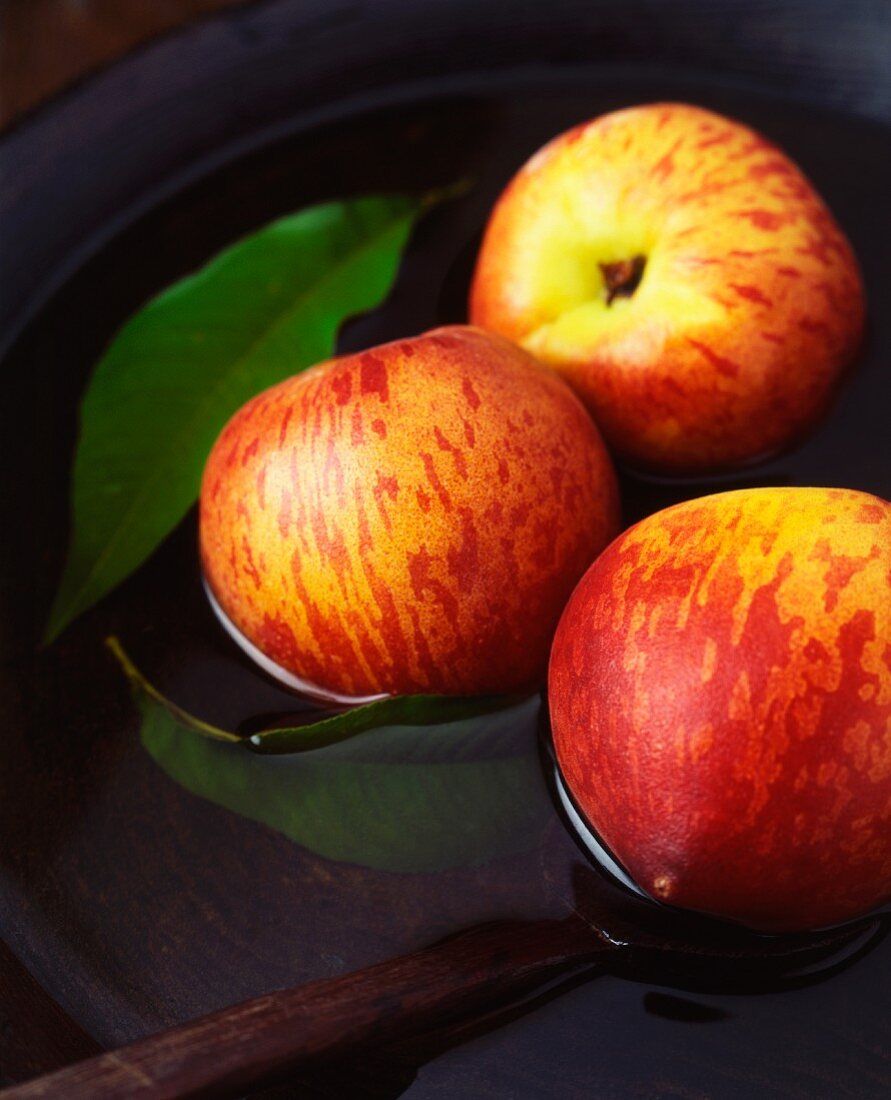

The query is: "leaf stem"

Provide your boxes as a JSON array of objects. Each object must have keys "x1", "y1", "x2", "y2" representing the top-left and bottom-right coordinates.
[{"x1": 106, "y1": 636, "x2": 523, "y2": 755}]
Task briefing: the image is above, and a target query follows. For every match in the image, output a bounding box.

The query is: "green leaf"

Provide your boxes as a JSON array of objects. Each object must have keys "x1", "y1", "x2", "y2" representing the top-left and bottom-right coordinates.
[
  {"x1": 111, "y1": 636, "x2": 547, "y2": 872},
  {"x1": 248, "y1": 692, "x2": 529, "y2": 754},
  {"x1": 107, "y1": 636, "x2": 523, "y2": 754},
  {"x1": 47, "y1": 194, "x2": 425, "y2": 643},
  {"x1": 140, "y1": 692, "x2": 550, "y2": 874}
]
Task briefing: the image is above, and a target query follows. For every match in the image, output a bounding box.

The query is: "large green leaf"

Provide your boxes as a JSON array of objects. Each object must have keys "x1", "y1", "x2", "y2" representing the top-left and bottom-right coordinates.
[
  {"x1": 140, "y1": 693, "x2": 550, "y2": 874},
  {"x1": 47, "y1": 194, "x2": 424, "y2": 642}
]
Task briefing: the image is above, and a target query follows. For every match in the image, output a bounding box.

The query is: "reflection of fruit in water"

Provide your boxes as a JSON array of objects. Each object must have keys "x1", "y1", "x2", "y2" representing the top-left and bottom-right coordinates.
[
  {"x1": 550, "y1": 487, "x2": 891, "y2": 932},
  {"x1": 471, "y1": 103, "x2": 864, "y2": 474},
  {"x1": 200, "y1": 325, "x2": 619, "y2": 698}
]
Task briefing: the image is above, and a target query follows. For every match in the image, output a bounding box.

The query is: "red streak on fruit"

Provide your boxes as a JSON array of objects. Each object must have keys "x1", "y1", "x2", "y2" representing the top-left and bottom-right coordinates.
[
  {"x1": 810, "y1": 540, "x2": 881, "y2": 613},
  {"x1": 651, "y1": 138, "x2": 682, "y2": 180},
  {"x1": 685, "y1": 338, "x2": 740, "y2": 377},
  {"x1": 796, "y1": 233, "x2": 840, "y2": 267},
  {"x1": 736, "y1": 208, "x2": 790, "y2": 232},
  {"x1": 331, "y1": 371, "x2": 352, "y2": 406},
  {"x1": 799, "y1": 316, "x2": 834, "y2": 338},
  {"x1": 372, "y1": 472, "x2": 399, "y2": 534},
  {"x1": 241, "y1": 437, "x2": 260, "y2": 465},
  {"x1": 446, "y1": 507, "x2": 480, "y2": 582},
  {"x1": 655, "y1": 107, "x2": 673, "y2": 131},
  {"x1": 729, "y1": 283, "x2": 773, "y2": 307},
  {"x1": 353, "y1": 496, "x2": 415, "y2": 683},
  {"x1": 696, "y1": 131, "x2": 732, "y2": 149},
  {"x1": 462, "y1": 376, "x2": 481, "y2": 410},
  {"x1": 433, "y1": 426, "x2": 469, "y2": 479},
  {"x1": 407, "y1": 544, "x2": 461, "y2": 633},
  {"x1": 857, "y1": 502, "x2": 886, "y2": 525},
  {"x1": 359, "y1": 352, "x2": 389, "y2": 402},
  {"x1": 350, "y1": 406, "x2": 365, "y2": 447},
  {"x1": 420, "y1": 452, "x2": 453, "y2": 512},
  {"x1": 277, "y1": 406, "x2": 293, "y2": 446},
  {"x1": 257, "y1": 611, "x2": 301, "y2": 669},
  {"x1": 240, "y1": 536, "x2": 262, "y2": 590},
  {"x1": 277, "y1": 489, "x2": 291, "y2": 539},
  {"x1": 748, "y1": 157, "x2": 794, "y2": 181}
]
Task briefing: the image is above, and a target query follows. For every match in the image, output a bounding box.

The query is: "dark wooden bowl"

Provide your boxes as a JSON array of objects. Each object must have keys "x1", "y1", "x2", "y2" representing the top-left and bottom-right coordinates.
[{"x1": 2, "y1": 1, "x2": 890, "y2": 1096}]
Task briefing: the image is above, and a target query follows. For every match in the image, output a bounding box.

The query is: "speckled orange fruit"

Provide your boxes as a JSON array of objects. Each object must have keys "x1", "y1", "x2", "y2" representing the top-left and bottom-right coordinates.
[
  {"x1": 549, "y1": 487, "x2": 891, "y2": 932},
  {"x1": 471, "y1": 103, "x2": 864, "y2": 474},
  {"x1": 200, "y1": 325, "x2": 620, "y2": 699}
]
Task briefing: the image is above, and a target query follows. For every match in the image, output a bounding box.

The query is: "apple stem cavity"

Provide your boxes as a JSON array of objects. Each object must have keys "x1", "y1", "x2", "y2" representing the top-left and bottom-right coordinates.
[{"x1": 599, "y1": 255, "x2": 647, "y2": 305}]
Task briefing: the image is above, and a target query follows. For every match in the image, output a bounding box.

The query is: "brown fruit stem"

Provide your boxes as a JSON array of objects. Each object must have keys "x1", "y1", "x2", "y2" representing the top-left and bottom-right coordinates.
[{"x1": 600, "y1": 255, "x2": 646, "y2": 305}]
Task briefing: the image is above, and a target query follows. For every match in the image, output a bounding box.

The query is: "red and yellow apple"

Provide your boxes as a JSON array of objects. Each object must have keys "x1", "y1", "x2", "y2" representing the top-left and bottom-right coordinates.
[
  {"x1": 549, "y1": 486, "x2": 891, "y2": 932},
  {"x1": 471, "y1": 103, "x2": 865, "y2": 474},
  {"x1": 200, "y1": 325, "x2": 620, "y2": 700}
]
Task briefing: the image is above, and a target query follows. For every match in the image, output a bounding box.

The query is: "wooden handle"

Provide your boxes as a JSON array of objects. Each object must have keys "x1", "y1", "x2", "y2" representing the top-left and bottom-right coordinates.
[{"x1": 3, "y1": 914, "x2": 606, "y2": 1100}]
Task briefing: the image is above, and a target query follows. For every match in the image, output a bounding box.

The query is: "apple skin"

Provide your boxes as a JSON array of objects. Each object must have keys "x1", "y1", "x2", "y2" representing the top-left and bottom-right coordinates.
[
  {"x1": 200, "y1": 325, "x2": 620, "y2": 699},
  {"x1": 470, "y1": 103, "x2": 865, "y2": 475},
  {"x1": 549, "y1": 486, "x2": 891, "y2": 933}
]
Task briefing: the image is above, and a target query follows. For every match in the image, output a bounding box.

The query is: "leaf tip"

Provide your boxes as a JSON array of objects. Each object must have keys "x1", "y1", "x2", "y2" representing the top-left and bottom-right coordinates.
[{"x1": 42, "y1": 597, "x2": 71, "y2": 648}]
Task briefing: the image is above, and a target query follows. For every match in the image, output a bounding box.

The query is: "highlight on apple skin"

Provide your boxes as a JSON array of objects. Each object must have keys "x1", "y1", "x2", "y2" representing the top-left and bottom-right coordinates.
[
  {"x1": 200, "y1": 325, "x2": 620, "y2": 700},
  {"x1": 470, "y1": 103, "x2": 865, "y2": 475},
  {"x1": 549, "y1": 486, "x2": 891, "y2": 933}
]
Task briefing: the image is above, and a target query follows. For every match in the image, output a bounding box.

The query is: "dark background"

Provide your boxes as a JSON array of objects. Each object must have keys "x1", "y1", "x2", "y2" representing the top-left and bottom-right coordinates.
[
  {"x1": 2, "y1": 1, "x2": 890, "y2": 1097},
  {"x1": 3, "y1": 0, "x2": 889, "y2": 360},
  {"x1": 0, "y1": 0, "x2": 251, "y2": 128}
]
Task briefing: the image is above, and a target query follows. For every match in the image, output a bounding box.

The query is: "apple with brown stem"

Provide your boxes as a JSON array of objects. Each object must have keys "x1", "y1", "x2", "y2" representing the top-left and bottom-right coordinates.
[
  {"x1": 471, "y1": 102, "x2": 865, "y2": 475},
  {"x1": 200, "y1": 325, "x2": 620, "y2": 701}
]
